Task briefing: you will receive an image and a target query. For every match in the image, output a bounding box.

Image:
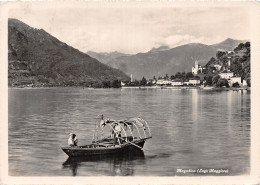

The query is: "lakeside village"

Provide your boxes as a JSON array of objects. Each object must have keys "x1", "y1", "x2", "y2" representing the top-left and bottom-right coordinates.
[
  {"x1": 122, "y1": 51, "x2": 251, "y2": 90},
  {"x1": 11, "y1": 42, "x2": 250, "y2": 90},
  {"x1": 14, "y1": 57, "x2": 250, "y2": 90},
  {"x1": 121, "y1": 62, "x2": 248, "y2": 90}
]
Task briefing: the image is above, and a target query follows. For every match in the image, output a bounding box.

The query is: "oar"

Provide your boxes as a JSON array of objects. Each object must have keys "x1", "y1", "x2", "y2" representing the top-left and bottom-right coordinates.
[{"x1": 118, "y1": 137, "x2": 147, "y2": 151}]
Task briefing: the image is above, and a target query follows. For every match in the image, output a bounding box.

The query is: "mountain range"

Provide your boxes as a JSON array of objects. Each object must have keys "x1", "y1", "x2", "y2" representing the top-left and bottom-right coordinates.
[
  {"x1": 87, "y1": 38, "x2": 246, "y2": 80},
  {"x1": 8, "y1": 18, "x2": 247, "y2": 86},
  {"x1": 8, "y1": 19, "x2": 129, "y2": 87}
]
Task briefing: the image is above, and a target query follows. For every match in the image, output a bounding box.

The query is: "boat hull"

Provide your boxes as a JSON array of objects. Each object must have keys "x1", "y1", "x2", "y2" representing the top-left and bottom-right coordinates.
[{"x1": 61, "y1": 139, "x2": 146, "y2": 157}]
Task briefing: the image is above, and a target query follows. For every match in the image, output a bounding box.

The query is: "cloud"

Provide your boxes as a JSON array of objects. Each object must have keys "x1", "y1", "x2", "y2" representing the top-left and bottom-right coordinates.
[
  {"x1": 9, "y1": 6, "x2": 250, "y2": 54},
  {"x1": 170, "y1": 34, "x2": 202, "y2": 46}
]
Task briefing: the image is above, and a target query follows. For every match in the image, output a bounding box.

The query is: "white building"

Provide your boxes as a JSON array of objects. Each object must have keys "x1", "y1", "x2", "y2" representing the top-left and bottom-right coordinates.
[
  {"x1": 192, "y1": 61, "x2": 203, "y2": 75},
  {"x1": 183, "y1": 81, "x2": 189, "y2": 86},
  {"x1": 183, "y1": 79, "x2": 200, "y2": 86},
  {"x1": 171, "y1": 80, "x2": 183, "y2": 86},
  {"x1": 214, "y1": 64, "x2": 222, "y2": 71},
  {"x1": 130, "y1": 74, "x2": 134, "y2": 83},
  {"x1": 156, "y1": 79, "x2": 171, "y2": 85},
  {"x1": 219, "y1": 72, "x2": 233, "y2": 79},
  {"x1": 242, "y1": 80, "x2": 247, "y2": 86},
  {"x1": 188, "y1": 79, "x2": 200, "y2": 85},
  {"x1": 229, "y1": 77, "x2": 242, "y2": 86},
  {"x1": 227, "y1": 50, "x2": 234, "y2": 56},
  {"x1": 121, "y1": 81, "x2": 126, "y2": 86},
  {"x1": 227, "y1": 50, "x2": 234, "y2": 71},
  {"x1": 192, "y1": 61, "x2": 199, "y2": 75},
  {"x1": 198, "y1": 65, "x2": 203, "y2": 73}
]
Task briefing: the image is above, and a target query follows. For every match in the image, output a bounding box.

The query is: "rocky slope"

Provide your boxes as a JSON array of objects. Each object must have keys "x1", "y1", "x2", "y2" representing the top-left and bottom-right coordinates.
[{"x1": 8, "y1": 19, "x2": 129, "y2": 87}]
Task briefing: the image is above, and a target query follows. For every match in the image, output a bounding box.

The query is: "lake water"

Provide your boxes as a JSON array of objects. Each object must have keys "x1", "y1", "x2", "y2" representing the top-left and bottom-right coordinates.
[{"x1": 8, "y1": 88, "x2": 250, "y2": 176}]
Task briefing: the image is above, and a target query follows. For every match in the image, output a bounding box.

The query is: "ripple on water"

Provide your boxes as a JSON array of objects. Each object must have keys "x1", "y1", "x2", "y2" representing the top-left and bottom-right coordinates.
[{"x1": 8, "y1": 88, "x2": 250, "y2": 176}]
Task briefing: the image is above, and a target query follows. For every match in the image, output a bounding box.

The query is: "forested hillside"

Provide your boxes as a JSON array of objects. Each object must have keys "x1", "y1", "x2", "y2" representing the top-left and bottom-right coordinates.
[{"x1": 8, "y1": 19, "x2": 129, "y2": 87}]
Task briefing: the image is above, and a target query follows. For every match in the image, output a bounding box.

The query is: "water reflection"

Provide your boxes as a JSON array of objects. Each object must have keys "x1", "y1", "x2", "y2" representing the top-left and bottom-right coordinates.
[
  {"x1": 9, "y1": 88, "x2": 250, "y2": 176},
  {"x1": 191, "y1": 89, "x2": 198, "y2": 121},
  {"x1": 191, "y1": 89, "x2": 198, "y2": 146},
  {"x1": 62, "y1": 150, "x2": 145, "y2": 176}
]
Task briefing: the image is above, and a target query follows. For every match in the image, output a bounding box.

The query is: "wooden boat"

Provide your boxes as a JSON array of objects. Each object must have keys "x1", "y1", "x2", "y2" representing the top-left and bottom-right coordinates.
[
  {"x1": 61, "y1": 116, "x2": 152, "y2": 157},
  {"x1": 62, "y1": 148, "x2": 145, "y2": 176}
]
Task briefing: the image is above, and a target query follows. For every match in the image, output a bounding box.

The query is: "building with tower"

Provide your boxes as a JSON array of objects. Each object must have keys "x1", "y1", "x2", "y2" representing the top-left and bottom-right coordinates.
[
  {"x1": 226, "y1": 50, "x2": 234, "y2": 71},
  {"x1": 192, "y1": 61, "x2": 202, "y2": 75}
]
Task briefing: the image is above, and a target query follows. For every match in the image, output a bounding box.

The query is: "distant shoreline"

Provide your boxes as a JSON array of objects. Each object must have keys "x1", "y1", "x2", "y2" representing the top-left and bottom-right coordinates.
[
  {"x1": 8, "y1": 86, "x2": 250, "y2": 91},
  {"x1": 122, "y1": 86, "x2": 250, "y2": 91}
]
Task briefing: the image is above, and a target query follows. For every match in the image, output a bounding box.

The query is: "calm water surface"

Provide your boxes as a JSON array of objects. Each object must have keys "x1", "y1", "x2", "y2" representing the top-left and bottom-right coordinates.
[{"x1": 8, "y1": 88, "x2": 250, "y2": 176}]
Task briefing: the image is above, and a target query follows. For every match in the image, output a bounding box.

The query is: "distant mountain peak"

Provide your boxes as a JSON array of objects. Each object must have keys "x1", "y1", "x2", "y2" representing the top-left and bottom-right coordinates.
[
  {"x1": 224, "y1": 38, "x2": 234, "y2": 41},
  {"x1": 149, "y1": 45, "x2": 170, "y2": 53},
  {"x1": 211, "y1": 38, "x2": 246, "y2": 51},
  {"x1": 102, "y1": 38, "x2": 246, "y2": 79},
  {"x1": 185, "y1": 43, "x2": 209, "y2": 48},
  {"x1": 86, "y1": 51, "x2": 130, "y2": 64}
]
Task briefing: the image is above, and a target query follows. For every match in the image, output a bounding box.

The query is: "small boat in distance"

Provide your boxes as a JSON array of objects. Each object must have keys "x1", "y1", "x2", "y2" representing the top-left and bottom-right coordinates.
[
  {"x1": 61, "y1": 116, "x2": 152, "y2": 157},
  {"x1": 201, "y1": 86, "x2": 214, "y2": 90}
]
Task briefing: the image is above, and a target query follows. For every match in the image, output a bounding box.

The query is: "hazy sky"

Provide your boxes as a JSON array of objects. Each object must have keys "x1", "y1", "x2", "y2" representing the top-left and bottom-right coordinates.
[{"x1": 9, "y1": 5, "x2": 250, "y2": 54}]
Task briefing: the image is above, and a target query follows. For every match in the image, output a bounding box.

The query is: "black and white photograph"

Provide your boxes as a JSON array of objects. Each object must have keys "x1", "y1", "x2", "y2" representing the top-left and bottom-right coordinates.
[{"x1": 0, "y1": 1, "x2": 260, "y2": 184}]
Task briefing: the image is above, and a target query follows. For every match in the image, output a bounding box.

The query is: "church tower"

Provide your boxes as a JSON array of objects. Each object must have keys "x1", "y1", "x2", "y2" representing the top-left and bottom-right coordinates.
[
  {"x1": 192, "y1": 61, "x2": 199, "y2": 75},
  {"x1": 195, "y1": 61, "x2": 198, "y2": 68}
]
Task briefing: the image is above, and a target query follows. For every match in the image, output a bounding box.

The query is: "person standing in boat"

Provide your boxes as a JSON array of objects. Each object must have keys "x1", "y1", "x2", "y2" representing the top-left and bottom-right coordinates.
[
  {"x1": 68, "y1": 133, "x2": 78, "y2": 146},
  {"x1": 100, "y1": 114, "x2": 106, "y2": 128},
  {"x1": 114, "y1": 123, "x2": 122, "y2": 145}
]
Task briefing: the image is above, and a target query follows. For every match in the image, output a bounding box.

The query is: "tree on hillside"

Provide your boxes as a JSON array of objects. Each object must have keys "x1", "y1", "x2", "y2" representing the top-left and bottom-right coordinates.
[
  {"x1": 205, "y1": 57, "x2": 219, "y2": 74},
  {"x1": 165, "y1": 74, "x2": 169, "y2": 80},
  {"x1": 134, "y1": 80, "x2": 140, "y2": 86},
  {"x1": 206, "y1": 57, "x2": 217, "y2": 67},
  {"x1": 204, "y1": 76, "x2": 213, "y2": 86},
  {"x1": 232, "y1": 82, "x2": 240, "y2": 88},
  {"x1": 216, "y1": 78, "x2": 229, "y2": 87},
  {"x1": 185, "y1": 72, "x2": 194, "y2": 79},
  {"x1": 111, "y1": 80, "x2": 121, "y2": 88},
  {"x1": 175, "y1": 72, "x2": 182, "y2": 79},
  {"x1": 92, "y1": 81, "x2": 102, "y2": 88},
  {"x1": 216, "y1": 51, "x2": 226, "y2": 59},
  {"x1": 181, "y1": 72, "x2": 186, "y2": 79},
  {"x1": 245, "y1": 42, "x2": 250, "y2": 48},
  {"x1": 230, "y1": 57, "x2": 243, "y2": 76},
  {"x1": 231, "y1": 42, "x2": 251, "y2": 81},
  {"x1": 212, "y1": 75, "x2": 220, "y2": 85},
  {"x1": 247, "y1": 78, "x2": 251, "y2": 87},
  {"x1": 234, "y1": 43, "x2": 245, "y2": 52},
  {"x1": 102, "y1": 81, "x2": 111, "y2": 88},
  {"x1": 140, "y1": 77, "x2": 147, "y2": 86},
  {"x1": 195, "y1": 76, "x2": 200, "y2": 80},
  {"x1": 170, "y1": 75, "x2": 175, "y2": 80}
]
